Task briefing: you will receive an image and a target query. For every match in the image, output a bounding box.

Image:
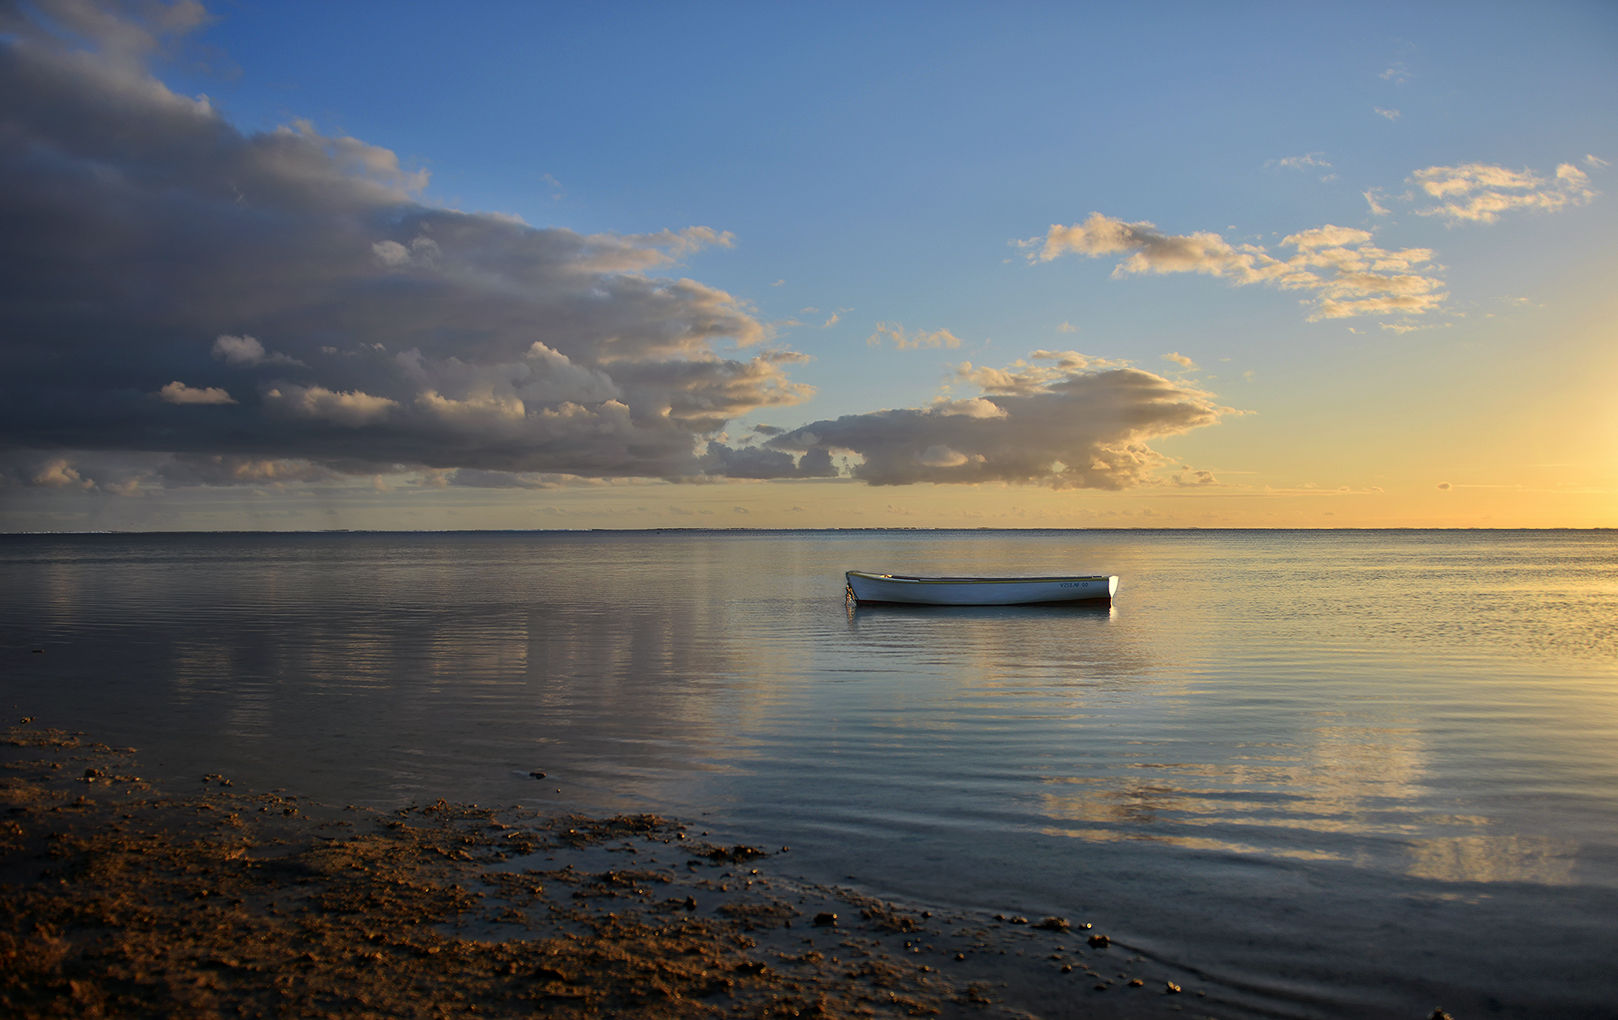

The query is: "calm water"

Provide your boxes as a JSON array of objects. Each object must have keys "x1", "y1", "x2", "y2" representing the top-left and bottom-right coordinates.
[{"x1": 4, "y1": 529, "x2": 1617, "y2": 1017}]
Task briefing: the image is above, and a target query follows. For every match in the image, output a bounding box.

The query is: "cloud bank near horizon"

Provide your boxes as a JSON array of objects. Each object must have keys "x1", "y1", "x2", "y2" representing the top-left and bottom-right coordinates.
[
  {"x1": 0, "y1": 0, "x2": 1229, "y2": 500},
  {"x1": 765, "y1": 352, "x2": 1232, "y2": 489},
  {"x1": 0, "y1": 2, "x2": 811, "y2": 488}
]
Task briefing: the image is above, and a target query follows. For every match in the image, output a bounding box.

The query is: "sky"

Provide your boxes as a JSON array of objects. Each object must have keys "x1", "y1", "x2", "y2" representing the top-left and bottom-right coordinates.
[{"x1": 2, "y1": 0, "x2": 1615, "y2": 531}]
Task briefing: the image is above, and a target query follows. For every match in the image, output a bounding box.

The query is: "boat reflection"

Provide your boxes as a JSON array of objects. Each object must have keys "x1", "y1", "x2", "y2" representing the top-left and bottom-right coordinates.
[{"x1": 846, "y1": 600, "x2": 1115, "y2": 626}]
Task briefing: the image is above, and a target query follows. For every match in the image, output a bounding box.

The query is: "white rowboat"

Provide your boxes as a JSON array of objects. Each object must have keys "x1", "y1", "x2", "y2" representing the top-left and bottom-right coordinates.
[{"x1": 845, "y1": 570, "x2": 1118, "y2": 606}]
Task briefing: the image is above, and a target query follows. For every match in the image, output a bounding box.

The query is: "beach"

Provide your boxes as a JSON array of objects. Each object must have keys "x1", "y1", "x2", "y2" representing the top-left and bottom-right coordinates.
[{"x1": 3, "y1": 718, "x2": 1201, "y2": 1018}]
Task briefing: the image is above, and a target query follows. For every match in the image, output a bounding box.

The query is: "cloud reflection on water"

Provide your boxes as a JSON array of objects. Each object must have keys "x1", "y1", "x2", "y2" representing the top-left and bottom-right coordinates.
[{"x1": 1034, "y1": 717, "x2": 1586, "y2": 885}]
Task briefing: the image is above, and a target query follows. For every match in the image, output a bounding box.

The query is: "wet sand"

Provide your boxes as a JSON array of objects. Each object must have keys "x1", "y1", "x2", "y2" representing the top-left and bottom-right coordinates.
[{"x1": 2, "y1": 719, "x2": 1207, "y2": 1018}]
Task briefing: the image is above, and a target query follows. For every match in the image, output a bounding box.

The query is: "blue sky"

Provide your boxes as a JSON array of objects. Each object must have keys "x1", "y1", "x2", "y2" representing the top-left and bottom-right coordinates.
[{"x1": 2, "y1": 1, "x2": 1615, "y2": 529}]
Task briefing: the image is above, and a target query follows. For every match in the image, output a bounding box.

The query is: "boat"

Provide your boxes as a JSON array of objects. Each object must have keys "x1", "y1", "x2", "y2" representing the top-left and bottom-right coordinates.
[{"x1": 845, "y1": 570, "x2": 1118, "y2": 606}]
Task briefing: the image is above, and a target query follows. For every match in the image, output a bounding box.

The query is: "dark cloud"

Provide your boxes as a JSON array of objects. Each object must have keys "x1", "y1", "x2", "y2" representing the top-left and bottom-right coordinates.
[
  {"x1": 696, "y1": 442, "x2": 834, "y2": 481},
  {"x1": 766, "y1": 355, "x2": 1231, "y2": 488},
  {"x1": 443, "y1": 468, "x2": 575, "y2": 490},
  {"x1": 0, "y1": 2, "x2": 1232, "y2": 500},
  {"x1": 156, "y1": 454, "x2": 340, "y2": 487},
  {"x1": 0, "y1": 1, "x2": 803, "y2": 488}
]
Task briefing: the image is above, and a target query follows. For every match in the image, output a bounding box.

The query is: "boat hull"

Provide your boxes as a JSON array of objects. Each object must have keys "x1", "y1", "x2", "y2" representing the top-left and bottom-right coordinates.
[{"x1": 845, "y1": 571, "x2": 1117, "y2": 606}]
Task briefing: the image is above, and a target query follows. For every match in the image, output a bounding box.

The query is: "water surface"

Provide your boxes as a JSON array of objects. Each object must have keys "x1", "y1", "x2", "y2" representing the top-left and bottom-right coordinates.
[{"x1": 4, "y1": 529, "x2": 1616, "y2": 1017}]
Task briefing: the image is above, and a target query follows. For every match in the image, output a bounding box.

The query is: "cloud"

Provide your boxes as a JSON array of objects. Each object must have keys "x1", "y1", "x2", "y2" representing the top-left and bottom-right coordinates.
[
  {"x1": 1021, "y1": 213, "x2": 1445, "y2": 322},
  {"x1": 30, "y1": 457, "x2": 95, "y2": 489},
  {"x1": 1173, "y1": 466, "x2": 1217, "y2": 486},
  {"x1": 0, "y1": 1, "x2": 807, "y2": 490},
  {"x1": 921, "y1": 444, "x2": 977, "y2": 468},
  {"x1": 1374, "y1": 107, "x2": 1401, "y2": 121},
  {"x1": 212, "y1": 334, "x2": 303, "y2": 367},
  {"x1": 157, "y1": 454, "x2": 339, "y2": 486},
  {"x1": 265, "y1": 385, "x2": 398, "y2": 426},
  {"x1": 1278, "y1": 154, "x2": 1331, "y2": 170},
  {"x1": 1023, "y1": 156, "x2": 1602, "y2": 326},
  {"x1": 929, "y1": 396, "x2": 1008, "y2": 419},
  {"x1": 764, "y1": 351, "x2": 1230, "y2": 488},
  {"x1": 866, "y1": 322, "x2": 964, "y2": 350},
  {"x1": 158, "y1": 380, "x2": 236, "y2": 404},
  {"x1": 442, "y1": 468, "x2": 584, "y2": 489},
  {"x1": 1163, "y1": 352, "x2": 1196, "y2": 369},
  {"x1": 370, "y1": 237, "x2": 439, "y2": 269},
  {"x1": 697, "y1": 442, "x2": 835, "y2": 481},
  {"x1": 1272, "y1": 152, "x2": 1332, "y2": 172},
  {"x1": 2, "y1": 0, "x2": 213, "y2": 69},
  {"x1": 1409, "y1": 162, "x2": 1599, "y2": 224},
  {"x1": 956, "y1": 350, "x2": 1125, "y2": 395},
  {"x1": 1023, "y1": 213, "x2": 1243, "y2": 273},
  {"x1": 414, "y1": 390, "x2": 526, "y2": 428},
  {"x1": 213, "y1": 334, "x2": 268, "y2": 365}
]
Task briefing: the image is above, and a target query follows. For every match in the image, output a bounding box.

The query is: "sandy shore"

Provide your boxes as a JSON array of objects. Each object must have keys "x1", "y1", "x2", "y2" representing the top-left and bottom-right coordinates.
[{"x1": 2, "y1": 719, "x2": 1206, "y2": 1018}]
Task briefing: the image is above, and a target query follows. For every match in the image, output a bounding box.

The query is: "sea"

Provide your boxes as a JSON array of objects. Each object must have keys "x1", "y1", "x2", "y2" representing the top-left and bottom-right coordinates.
[{"x1": 3, "y1": 528, "x2": 1616, "y2": 1018}]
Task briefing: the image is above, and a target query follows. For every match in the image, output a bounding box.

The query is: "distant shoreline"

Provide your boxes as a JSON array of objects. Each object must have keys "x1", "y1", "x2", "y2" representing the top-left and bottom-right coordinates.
[{"x1": 3, "y1": 525, "x2": 1612, "y2": 537}]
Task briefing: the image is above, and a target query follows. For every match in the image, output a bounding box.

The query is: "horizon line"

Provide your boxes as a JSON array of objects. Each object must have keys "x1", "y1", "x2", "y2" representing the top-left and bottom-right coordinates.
[{"x1": 3, "y1": 525, "x2": 1613, "y2": 537}]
